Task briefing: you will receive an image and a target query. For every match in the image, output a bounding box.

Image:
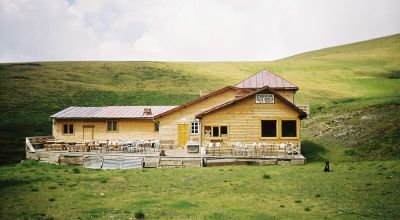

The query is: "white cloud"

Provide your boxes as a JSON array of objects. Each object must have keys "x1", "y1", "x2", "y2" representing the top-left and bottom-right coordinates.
[{"x1": 0, "y1": 0, "x2": 399, "y2": 62}]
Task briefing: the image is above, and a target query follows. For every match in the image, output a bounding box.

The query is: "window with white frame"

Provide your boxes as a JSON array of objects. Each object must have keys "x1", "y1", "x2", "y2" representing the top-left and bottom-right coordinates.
[{"x1": 190, "y1": 121, "x2": 199, "y2": 134}]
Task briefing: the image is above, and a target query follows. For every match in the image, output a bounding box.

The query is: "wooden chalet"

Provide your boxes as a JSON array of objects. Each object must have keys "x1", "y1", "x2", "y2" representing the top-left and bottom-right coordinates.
[
  {"x1": 26, "y1": 70, "x2": 308, "y2": 168},
  {"x1": 50, "y1": 70, "x2": 307, "y2": 148}
]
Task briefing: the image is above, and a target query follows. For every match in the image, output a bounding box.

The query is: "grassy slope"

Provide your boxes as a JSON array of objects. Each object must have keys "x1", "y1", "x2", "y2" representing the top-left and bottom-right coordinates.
[
  {"x1": 1, "y1": 34, "x2": 399, "y2": 163},
  {"x1": 0, "y1": 35, "x2": 399, "y2": 219}
]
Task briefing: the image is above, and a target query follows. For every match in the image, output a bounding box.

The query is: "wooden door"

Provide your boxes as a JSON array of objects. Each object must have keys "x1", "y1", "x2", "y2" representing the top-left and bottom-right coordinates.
[
  {"x1": 178, "y1": 124, "x2": 189, "y2": 147},
  {"x1": 83, "y1": 126, "x2": 94, "y2": 140}
]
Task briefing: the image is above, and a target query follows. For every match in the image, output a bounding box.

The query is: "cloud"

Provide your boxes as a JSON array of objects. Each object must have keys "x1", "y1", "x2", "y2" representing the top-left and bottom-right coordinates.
[{"x1": 0, "y1": 0, "x2": 399, "y2": 62}]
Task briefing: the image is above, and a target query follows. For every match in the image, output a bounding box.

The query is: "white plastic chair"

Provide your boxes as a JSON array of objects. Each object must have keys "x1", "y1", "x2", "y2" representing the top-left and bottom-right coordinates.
[
  {"x1": 215, "y1": 142, "x2": 221, "y2": 156},
  {"x1": 208, "y1": 142, "x2": 214, "y2": 155},
  {"x1": 252, "y1": 142, "x2": 257, "y2": 157}
]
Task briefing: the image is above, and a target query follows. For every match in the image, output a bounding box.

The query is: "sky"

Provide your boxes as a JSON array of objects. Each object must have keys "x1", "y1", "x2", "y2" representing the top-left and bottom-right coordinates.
[{"x1": 0, "y1": 0, "x2": 399, "y2": 62}]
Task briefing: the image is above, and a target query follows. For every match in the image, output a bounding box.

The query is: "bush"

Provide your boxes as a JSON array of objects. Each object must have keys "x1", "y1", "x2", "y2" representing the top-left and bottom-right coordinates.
[
  {"x1": 99, "y1": 177, "x2": 108, "y2": 183},
  {"x1": 295, "y1": 200, "x2": 302, "y2": 203},
  {"x1": 48, "y1": 186, "x2": 57, "y2": 190},
  {"x1": 72, "y1": 168, "x2": 80, "y2": 174},
  {"x1": 49, "y1": 198, "x2": 56, "y2": 202},
  {"x1": 305, "y1": 207, "x2": 311, "y2": 211},
  {"x1": 344, "y1": 149, "x2": 356, "y2": 156},
  {"x1": 262, "y1": 173, "x2": 271, "y2": 179},
  {"x1": 134, "y1": 210, "x2": 145, "y2": 220},
  {"x1": 315, "y1": 193, "x2": 321, "y2": 197}
]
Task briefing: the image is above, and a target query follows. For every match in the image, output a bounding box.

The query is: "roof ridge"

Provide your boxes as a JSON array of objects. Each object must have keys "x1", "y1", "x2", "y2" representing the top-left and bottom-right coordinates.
[{"x1": 234, "y1": 69, "x2": 298, "y2": 90}]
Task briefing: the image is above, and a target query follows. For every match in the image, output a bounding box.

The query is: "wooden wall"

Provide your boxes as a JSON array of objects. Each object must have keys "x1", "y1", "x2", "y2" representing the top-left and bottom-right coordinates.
[
  {"x1": 53, "y1": 119, "x2": 158, "y2": 141},
  {"x1": 51, "y1": 88, "x2": 297, "y2": 146},
  {"x1": 158, "y1": 88, "x2": 237, "y2": 145},
  {"x1": 200, "y1": 91, "x2": 301, "y2": 145},
  {"x1": 158, "y1": 88, "x2": 297, "y2": 146},
  {"x1": 275, "y1": 90, "x2": 295, "y2": 103}
]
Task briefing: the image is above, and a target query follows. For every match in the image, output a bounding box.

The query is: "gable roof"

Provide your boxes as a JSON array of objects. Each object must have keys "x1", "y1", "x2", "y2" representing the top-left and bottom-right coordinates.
[
  {"x1": 235, "y1": 70, "x2": 298, "y2": 90},
  {"x1": 195, "y1": 86, "x2": 307, "y2": 119},
  {"x1": 154, "y1": 86, "x2": 236, "y2": 118},
  {"x1": 51, "y1": 106, "x2": 177, "y2": 119}
]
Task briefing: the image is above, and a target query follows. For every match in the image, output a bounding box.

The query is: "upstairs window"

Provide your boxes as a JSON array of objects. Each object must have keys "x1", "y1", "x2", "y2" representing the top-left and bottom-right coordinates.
[
  {"x1": 107, "y1": 121, "x2": 118, "y2": 132},
  {"x1": 63, "y1": 123, "x2": 74, "y2": 134},
  {"x1": 261, "y1": 120, "x2": 277, "y2": 137},
  {"x1": 282, "y1": 120, "x2": 297, "y2": 137},
  {"x1": 191, "y1": 121, "x2": 199, "y2": 134}
]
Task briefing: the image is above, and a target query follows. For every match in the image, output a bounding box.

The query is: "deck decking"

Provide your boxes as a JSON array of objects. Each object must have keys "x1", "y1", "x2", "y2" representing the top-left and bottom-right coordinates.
[{"x1": 26, "y1": 149, "x2": 306, "y2": 169}]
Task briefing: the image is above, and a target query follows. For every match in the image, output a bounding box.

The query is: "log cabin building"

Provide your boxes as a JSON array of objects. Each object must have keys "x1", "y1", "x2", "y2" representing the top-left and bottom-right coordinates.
[{"x1": 51, "y1": 70, "x2": 307, "y2": 149}]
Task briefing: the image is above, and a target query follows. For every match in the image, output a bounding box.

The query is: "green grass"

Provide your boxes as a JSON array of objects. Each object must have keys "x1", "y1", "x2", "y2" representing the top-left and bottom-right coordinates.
[
  {"x1": 0, "y1": 160, "x2": 398, "y2": 219},
  {"x1": 0, "y1": 33, "x2": 399, "y2": 218}
]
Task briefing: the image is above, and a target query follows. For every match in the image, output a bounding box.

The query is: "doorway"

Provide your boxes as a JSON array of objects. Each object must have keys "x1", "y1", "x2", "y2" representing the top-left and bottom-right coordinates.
[
  {"x1": 177, "y1": 124, "x2": 189, "y2": 147},
  {"x1": 83, "y1": 126, "x2": 94, "y2": 141}
]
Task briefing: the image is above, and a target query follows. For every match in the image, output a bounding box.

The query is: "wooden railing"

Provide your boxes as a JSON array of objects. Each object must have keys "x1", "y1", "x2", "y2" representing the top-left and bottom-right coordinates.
[
  {"x1": 26, "y1": 137, "x2": 35, "y2": 152},
  {"x1": 160, "y1": 139, "x2": 176, "y2": 149},
  {"x1": 25, "y1": 135, "x2": 54, "y2": 153}
]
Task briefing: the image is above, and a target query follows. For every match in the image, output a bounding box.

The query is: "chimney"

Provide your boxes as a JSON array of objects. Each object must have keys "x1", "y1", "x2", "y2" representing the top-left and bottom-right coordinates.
[{"x1": 143, "y1": 107, "x2": 152, "y2": 116}]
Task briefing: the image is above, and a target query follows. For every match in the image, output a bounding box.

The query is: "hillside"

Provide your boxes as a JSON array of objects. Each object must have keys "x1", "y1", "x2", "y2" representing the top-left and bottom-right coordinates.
[{"x1": 0, "y1": 34, "x2": 399, "y2": 163}]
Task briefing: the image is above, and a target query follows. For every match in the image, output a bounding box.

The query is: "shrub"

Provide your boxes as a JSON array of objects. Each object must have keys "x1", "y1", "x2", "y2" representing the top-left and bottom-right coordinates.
[
  {"x1": 280, "y1": 205, "x2": 285, "y2": 208},
  {"x1": 295, "y1": 200, "x2": 302, "y2": 203},
  {"x1": 48, "y1": 186, "x2": 57, "y2": 190},
  {"x1": 31, "y1": 188, "x2": 39, "y2": 192},
  {"x1": 315, "y1": 193, "x2": 321, "y2": 197},
  {"x1": 262, "y1": 174, "x2": 271, "y2": 179},
  {"x1": 305, "y1": 207, "x2": 311, "y2": 211},
  {"x1": 134, "y1": 210, "x2": 145, "y2": 220},
  {"x1": 49, "y1": 198, "x2": 56, "y2": 202},
  {"x1": 344, "y1": 149, "x2": 355, "y2": 156},
  {"x1": 72, "y1": 168, "x2": 80, "y2": 174},
  {"x1": 99, "y1": 177, "x2": 108, "y2": 183}
]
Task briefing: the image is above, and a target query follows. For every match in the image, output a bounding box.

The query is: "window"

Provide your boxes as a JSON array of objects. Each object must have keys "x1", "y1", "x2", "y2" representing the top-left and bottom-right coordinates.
[
  {"x1": 261, "y1": 120, "x2": 277, "y2": 137},
  {"x1": 62, "y1": 123, "x2": 74, "y2": 134},
  {"x1": 190, "y1": 121, "x2": 199, "y2": 134},
  {"x1": 154, "y1": 122, "x2": 159, "y2": 132},
  {"x1": 220, "y1": 126, "x2": 228, "y2": 137},
  {"x1": 212, "y1": 126, "x2": 219, "y2": 137},
  {"x1": 107, "y1": 121, "x2": 118, "y2": 132},
  {"x1": 204, "y1": 126, "x2": 212, "y2": 137},
  {"x1": 204, "y1": 125, "x2": 229, "y2": 138},
  {"x1": 282, "y1": 120, "x2": 297, "y2": 137}
]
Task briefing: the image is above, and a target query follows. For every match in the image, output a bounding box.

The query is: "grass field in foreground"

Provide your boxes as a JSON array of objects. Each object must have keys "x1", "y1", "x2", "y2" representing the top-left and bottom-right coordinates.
[{"x1": 0, "y1": 160, "x2": 399, "y2": 219}]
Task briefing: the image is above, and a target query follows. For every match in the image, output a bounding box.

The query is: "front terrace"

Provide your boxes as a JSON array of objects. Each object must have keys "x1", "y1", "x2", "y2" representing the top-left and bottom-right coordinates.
[{"x1": 25, "y1": 135, "x2": 305, "y2": 169}]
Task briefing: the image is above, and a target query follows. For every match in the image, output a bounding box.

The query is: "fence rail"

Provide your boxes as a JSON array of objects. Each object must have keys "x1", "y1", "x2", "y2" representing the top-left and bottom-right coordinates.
[{"x1": 84, "y1": 156, "x2": 143, "y2": 169}]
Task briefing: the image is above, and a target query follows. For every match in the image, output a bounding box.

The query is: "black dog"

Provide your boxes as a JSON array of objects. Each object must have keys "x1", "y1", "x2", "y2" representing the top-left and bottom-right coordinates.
[{"x1": 324, "y1": 161, "x2": 330, "y2": 172}]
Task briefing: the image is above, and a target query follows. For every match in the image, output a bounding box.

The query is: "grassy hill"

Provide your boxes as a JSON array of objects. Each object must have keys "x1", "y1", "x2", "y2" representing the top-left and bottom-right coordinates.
[
  {"x1": 0, "y1": 35, "x2": 399, "y2": 219},
  {"x1": 0, "y1": 34, "x2": 399, "y2": 163}
]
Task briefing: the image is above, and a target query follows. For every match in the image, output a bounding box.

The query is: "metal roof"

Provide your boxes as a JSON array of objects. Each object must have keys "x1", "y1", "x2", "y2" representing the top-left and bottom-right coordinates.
[
  {"x1": 234, "y1": 70, "x2": 298, "y2": 90},
  {"x1": 51, "y1": 106, "x2": 178, "y2": 119}
]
